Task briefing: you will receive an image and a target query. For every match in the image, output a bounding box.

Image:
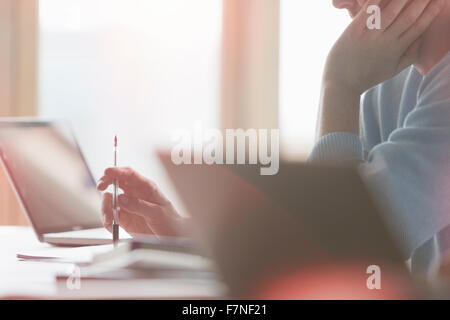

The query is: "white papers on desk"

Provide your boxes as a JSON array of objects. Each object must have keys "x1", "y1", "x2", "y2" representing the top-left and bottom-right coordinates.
[
  {"x1": 16, "y1": 244, "x2": 114, "y2": 265},
  {"x1": 74, "y1": 247, "x2": 217, "y2": 281}
]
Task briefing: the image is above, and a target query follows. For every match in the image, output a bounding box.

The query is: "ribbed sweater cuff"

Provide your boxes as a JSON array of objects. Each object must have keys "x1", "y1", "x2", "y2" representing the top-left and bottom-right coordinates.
[{"x1": 308, "y1": 132, "x2": 364, "y2": 165}]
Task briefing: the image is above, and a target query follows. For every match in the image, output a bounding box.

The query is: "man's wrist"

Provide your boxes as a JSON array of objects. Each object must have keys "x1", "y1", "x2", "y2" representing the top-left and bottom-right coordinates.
[
  {"x1": 321, "y1": 81, "x2": 362, "y2": 114},
  {"x1": 317, "y1": 81, "x2": 361, "y2": 138},
  {"x1": 322, "y1": 78, "x2": 363, "y2": 98}
]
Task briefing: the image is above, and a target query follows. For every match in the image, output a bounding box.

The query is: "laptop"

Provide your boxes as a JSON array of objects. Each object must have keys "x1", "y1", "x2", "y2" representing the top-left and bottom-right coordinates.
[
  {"x1": 0, "y1": 120, "x2": 131, "y2": 246},
  {"x1": 157, "y1": 152, "x2": 414, "y2": 298}
]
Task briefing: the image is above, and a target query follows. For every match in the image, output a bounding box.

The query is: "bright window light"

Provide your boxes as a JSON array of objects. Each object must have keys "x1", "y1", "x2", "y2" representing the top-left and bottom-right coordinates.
[
  {"x1": 279, "y1": 0, "x2": 350, "y2": 157},
  {"x1": 38, "y1": 0, "x2": 222, "y2": 180},
  {"x1": 38, "y1": 0, "x2": 222, "y2": 209}
]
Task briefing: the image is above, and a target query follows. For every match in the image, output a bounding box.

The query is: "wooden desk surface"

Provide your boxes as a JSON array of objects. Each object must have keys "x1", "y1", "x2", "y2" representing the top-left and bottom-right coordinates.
[{"x1": 0, "y1": 226, "x2": 225, "y2": 299}]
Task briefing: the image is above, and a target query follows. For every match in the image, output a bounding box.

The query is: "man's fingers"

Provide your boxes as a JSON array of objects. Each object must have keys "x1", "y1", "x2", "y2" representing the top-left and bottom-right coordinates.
[
  {"x1": 97, "y1": 167, "x2": 137, "y2": 190},
  {"x1": 97, "y1": 167, "x2": 143, "y2": 189},
  {"x1": 117, "y1": 194, "x2": 179, "y2": 236},
  {"x1": 101, "y1": 192, "x2": 113, "y2": 232},
  {"x1": 96, "y1": 178, "x2": 111, "y2": 191},
  {"x1": 97, "y1": 167, "x2": 169, "y2": 205},
  {"x1": 117, "y1": 194, "x2": 162, "y2": 220},
  {"x1": 354, "y1": 0, "x2": 383, "y2": 24},
  {"x1": 97, "y1": 176, "x2": 136, "y2": 193},
  {"x1": 386, "y1": 0, "x2": 440, "y2": 37},
  {"x1": 398, "y1": 0, "x2": 444, "y2": 45},
  {"x1": 377, "y1": 0, "x2": 410, "y2": 30}
]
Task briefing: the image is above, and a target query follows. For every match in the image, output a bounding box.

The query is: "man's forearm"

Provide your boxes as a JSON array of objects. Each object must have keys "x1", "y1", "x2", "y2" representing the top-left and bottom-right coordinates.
[{"x1": 316, "y1": 82, "x2": 361, "y2": 140}]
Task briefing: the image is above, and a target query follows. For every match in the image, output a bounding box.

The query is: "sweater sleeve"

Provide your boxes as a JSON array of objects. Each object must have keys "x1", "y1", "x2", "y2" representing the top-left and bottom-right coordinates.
[
  {"x1": 307, "y1": 132, "x2": 364, "y2": 165},
  {"x1": 308, "y1": 58, "x2": 450, "y2": 262}
]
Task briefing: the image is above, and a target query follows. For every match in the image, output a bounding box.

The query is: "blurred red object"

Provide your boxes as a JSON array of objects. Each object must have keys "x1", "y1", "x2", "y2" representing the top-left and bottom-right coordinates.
[{"x1": 253, "y1": 263, "x2": 416, "y2": 300}]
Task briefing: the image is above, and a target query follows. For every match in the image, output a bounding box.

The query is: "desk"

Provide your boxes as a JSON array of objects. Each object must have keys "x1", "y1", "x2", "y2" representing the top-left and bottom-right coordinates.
[{"x1": 0, "y1": 226, "x2": 226, "y2": 299}]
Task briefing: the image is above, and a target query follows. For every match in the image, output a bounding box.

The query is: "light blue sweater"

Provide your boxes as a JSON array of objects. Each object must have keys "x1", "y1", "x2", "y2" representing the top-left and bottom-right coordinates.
[{"x1": 308, "y1": 52, "x2": 450, "y2": 275}]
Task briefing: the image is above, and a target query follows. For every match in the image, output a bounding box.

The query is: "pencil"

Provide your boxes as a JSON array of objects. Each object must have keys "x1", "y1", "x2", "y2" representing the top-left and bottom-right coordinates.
[{"x1": 112, "y1": 135, "x2": 119, "y2": 247}]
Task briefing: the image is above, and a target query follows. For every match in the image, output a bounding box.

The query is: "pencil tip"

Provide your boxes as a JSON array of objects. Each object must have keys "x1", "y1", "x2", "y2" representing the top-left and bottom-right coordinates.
[{"x1": 114, "y1": 135, "x2": 117, "y2": 146}]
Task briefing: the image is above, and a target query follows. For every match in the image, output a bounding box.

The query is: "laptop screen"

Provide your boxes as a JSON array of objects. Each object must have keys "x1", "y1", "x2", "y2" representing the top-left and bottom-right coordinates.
[{"x1": 0, "y1": 122, "x2": 103, "y2": 235}]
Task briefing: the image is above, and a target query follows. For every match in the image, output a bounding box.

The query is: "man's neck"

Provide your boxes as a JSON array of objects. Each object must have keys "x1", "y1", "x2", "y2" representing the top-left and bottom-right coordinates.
[{"x1": 414, "y1": 5, "x2": 450, "y2": 75}]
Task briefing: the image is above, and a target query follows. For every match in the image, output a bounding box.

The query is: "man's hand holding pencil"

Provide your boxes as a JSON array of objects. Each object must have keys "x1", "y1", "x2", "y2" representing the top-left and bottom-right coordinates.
[{"x1": 97, "y1": 165, "x2": 183, "y2": 238}]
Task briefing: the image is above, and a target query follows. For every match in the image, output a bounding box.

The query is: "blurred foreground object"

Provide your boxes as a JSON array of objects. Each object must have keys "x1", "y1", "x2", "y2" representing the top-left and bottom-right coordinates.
[{"x1": 158, "y1": 152, "x2": 418, "y2": 299}]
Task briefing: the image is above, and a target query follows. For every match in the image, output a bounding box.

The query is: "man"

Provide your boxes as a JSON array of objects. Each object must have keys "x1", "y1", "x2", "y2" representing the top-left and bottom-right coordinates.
[
  {"x1": 97, "y1": 0, "x2": 450, "y2": 275},
  {"x1": 312, "y1": 0, "x2": 450, "y2": 276}
]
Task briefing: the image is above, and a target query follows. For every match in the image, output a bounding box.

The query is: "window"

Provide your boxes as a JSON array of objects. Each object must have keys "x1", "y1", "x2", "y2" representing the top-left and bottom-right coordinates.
[
  {"x1": 279, "y1": 0, "x2": 350, "y2": 157},
  {"x1": 38, "y1": 0, "x2": 222, "y2": 186}
]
